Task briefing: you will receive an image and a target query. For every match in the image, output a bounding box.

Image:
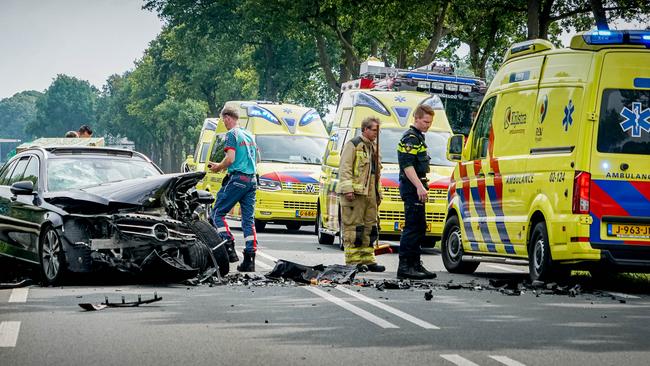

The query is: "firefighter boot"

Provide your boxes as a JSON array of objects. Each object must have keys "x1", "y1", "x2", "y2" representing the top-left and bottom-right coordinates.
[
  {"x1": 237, "y1": 251, "x2": 255, "y2": 272},
  {"x1": 397, "y1": 257, "x2": 429, "y2": 280},
  {"x1": 225, "y1": 239, "x2": 239, "y2": 263}
]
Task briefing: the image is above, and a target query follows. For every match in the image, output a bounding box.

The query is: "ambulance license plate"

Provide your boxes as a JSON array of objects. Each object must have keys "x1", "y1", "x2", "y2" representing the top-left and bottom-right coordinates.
[
  {"x1": 394, "y1": 222, "x2": 432, "y2": 232},
  {"x1": 607, "y1": 223, "x2": 650, "y2": 238},
  {"x1": 295, "y1": 209, "x2": 316, "y2": 218}
]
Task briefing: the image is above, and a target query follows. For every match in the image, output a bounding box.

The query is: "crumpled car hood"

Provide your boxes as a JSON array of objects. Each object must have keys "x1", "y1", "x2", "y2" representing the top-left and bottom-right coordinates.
[{"x1": 44, "y1": 172, "x2": 205, "y2": 212}]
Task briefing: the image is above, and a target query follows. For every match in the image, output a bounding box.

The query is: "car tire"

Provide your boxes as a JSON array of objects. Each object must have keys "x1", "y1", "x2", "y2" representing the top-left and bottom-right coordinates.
[
  {"x1": 254, "y1": 219, "x2": 267, "y2": 232},
  {"x1": 188, "y1": 220, "x2": 229, "y2": 277},
  {"x1": 183, "y1": 239, "x2": 211, "y2": 273},
  {"x1": 528, "y1": 221, "x2": 568, "y2": 282},
  {"x1": 316, "y1": 205, "x2": 334, "y2": 245},
  {"x1": 441, "y1": 215, "x2": 478, "y2": 274},
  {"x1": 39, "y1": 225, "x2": 66, "y2": 286},
  {"x1": 286, "y1": 223, "x2": 301, "y2": 231}
]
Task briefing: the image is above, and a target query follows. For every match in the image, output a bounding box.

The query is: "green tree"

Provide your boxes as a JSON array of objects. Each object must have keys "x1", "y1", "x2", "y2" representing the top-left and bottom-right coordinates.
[
  {"x1": 0, "y1": 90, "x2": 42, "y2": 142},
  {"x1": 26, "y1": 75, "x2": 98, "y2": 138}
]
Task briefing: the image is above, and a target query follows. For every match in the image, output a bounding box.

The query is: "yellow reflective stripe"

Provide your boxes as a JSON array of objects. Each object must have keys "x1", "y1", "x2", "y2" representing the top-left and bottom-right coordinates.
[{"x1": 397, "y1": 143, "x2": 419, "y2": 155}]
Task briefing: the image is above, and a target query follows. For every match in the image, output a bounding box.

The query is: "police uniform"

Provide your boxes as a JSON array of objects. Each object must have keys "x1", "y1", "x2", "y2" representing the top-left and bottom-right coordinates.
[
  {"x1": 397, "y1": 125, "x2": 436, "y2": 279},
  {"x1": 337, "y1": 135, "x2": 382, "y2": 267}
]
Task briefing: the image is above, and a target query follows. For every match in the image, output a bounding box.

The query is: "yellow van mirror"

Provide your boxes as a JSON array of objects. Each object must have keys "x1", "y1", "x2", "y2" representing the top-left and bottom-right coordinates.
[
  {"x1": 446, "y1": 134, "x2": 464, "y2": 162},
  {"x1": 326, "y1": 150, "x2": 340, "y2": 167}
]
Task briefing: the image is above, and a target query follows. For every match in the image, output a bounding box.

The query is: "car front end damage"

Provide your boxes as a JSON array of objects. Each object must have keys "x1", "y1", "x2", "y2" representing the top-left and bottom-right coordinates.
[{"x1": 46, "y1": 172, "x2": 219, "y2": 281}]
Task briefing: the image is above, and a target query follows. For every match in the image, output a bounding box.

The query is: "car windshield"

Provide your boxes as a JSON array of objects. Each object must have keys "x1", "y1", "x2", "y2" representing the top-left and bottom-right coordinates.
[
  {"x1": 256, "y1": 135, "x2": 327, "y2": 165},
  {"x1": 47, "y1": 157, "x2": 161, "y2": 191},
  {"x1": 375, "y1": 128, "x2": 454, "y2": 166}
]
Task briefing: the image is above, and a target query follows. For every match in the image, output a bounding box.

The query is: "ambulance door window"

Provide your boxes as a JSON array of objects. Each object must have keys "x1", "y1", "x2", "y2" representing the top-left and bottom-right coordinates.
[
  {"x1": 198, "y1": 142, "x2": 211, "y2": 163},
  {"x1": 340, "y1": 109, "x2": 353, "y2": 128},
  {"x1": 210, "y1": 134, "x2": 227, "y2": 162},
  {"x1": 470, "y1": 96, "x2": 496, "y2": 160}
]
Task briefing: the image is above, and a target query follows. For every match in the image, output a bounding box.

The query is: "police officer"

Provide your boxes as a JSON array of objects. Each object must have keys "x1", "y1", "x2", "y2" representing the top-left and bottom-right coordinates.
[
  {"x1": 396, "y1": 105, "x2": 437, "y2": 279},
  {"x1": 338, "y1": 117, "x2": 385, "y2": 272},
  {"x1": 208, "y1": 106, "x2": 259, "y2": 272}
]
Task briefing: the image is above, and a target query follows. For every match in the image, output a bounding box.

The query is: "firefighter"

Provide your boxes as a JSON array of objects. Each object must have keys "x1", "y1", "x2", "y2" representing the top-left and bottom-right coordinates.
[
  {"x1": 396, "y1": 105, "x2": 437, "y2": 279},
  {"x1": 337, "y1": 117, "x2": 385, "y2": 272}
]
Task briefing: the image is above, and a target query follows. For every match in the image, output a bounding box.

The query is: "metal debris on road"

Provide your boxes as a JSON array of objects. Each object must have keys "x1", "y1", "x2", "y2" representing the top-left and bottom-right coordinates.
[{"x1": 78, "y1": 293, "x2": 163, "y2": 311}]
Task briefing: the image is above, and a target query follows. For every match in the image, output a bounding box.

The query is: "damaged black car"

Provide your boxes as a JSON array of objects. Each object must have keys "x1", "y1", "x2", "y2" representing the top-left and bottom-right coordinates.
[{"x1": 0, "y1": 147, "x2": 229, "y2": 285}]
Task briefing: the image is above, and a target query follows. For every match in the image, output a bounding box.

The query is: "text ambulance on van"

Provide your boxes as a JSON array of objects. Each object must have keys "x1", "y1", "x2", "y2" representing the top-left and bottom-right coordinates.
[
  {"x1": 186, "y1": 101, "x2": 329, "y2": 232},
  {"x1": 442, "y1": 30, "x2": 650, "y2": 281}
]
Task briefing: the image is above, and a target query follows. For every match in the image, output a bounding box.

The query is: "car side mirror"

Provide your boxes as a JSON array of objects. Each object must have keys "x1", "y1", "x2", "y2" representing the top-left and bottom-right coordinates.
[
  {"x1": 326, "y1": 150, "x2": 340, "y2": 167},
  {"x1": 446, "y1": 134, "x2": 464, "y2": 162},
  {"x1": 10, "y1": 181, "x2": 35, "y2": 196},
  {"x1": 478, "y1": 137, "x2": 490, "y2": 159}
]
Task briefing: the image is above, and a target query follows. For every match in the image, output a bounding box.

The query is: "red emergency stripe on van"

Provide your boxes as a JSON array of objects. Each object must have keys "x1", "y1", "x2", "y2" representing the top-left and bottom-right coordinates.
[
  {"x1": 459, "y1": 163, "x2": 471, "y2": 206},
  {"x1": 488, "y1": 127, "x2": 504, "y2": 203},
  {"x1": 429, "y1": 177, "x2": 451, "y2": 190},
  {"x1": 474, "y1": 159, "x2": 487, "y2": 207},
  {"x1": 589, "y1": 181, "x2": 629, "y2": 219}
]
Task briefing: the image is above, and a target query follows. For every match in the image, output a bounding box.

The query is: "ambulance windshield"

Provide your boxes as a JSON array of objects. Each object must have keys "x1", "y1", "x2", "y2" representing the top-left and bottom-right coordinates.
[
  {"x1": 598, "y1": 89, "x2": 650, "y2": 155},
  {"x1": 375, "y1": 128, "x2": 454, "y2": 166},
  {"x1": 256, "y1": 135, "x2": 328, "y2": 164}
]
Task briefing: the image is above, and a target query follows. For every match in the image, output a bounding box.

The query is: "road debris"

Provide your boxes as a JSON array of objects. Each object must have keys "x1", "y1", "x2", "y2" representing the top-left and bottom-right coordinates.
[
  {"x1": 266, "y1": 260, "x2": 358, "y2": 284},
  {"x1": 78, "y1": 293, "x2": 163, "y2": 311},
  {"x1": 0, "y1": 278, "x2": 33, "y2": 289},
  {"x1": 424, "y1": 290, "x2": 433, "y2": 301}
]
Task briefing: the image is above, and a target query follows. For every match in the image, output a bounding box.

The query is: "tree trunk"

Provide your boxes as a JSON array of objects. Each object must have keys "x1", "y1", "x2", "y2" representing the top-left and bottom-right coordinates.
[
  {"x1": 527, "y1": 0, "x2": 541, "y2": 39},
  {"x1": 418, "y1": 0, "x2": 450, "y2": 67},
  {"x1": 314, "y1": 32, "x2": 340, "y2": 93},
  {"x1": 590, "y1": 0, "x2": 609, "y2": 30}
]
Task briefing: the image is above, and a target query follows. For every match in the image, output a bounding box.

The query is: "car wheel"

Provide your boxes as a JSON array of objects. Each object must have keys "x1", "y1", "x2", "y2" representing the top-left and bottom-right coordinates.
[
  {"x1": 441, "y1": 215, "x2": 478, "y2": 274},
  {"x1": 254, "y1": 219, "x2": 267, "y2": 232},
  {"x1": 316, "y1": 205, "x2": 334, "y2": 245},
  {"x1": 286, "y1": 223, "x2": 301, "y2": 231},
  {"x1": 188, "y1": 220, "x2": 229, "y2": 277},
  {"x1": 528, "y1": 221, "x2": 568, "y2": 282},
  {"x1": 39, "y1": 226, "x2": 66, "y2": 286},
  {"x1": 183, "y1": 239, "x2": 211, "y2": 273}
]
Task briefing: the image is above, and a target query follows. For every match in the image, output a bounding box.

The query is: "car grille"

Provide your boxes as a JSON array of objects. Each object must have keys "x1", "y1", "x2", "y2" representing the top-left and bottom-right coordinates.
[
  {"x1": 282, "y1": 182, "x2": 319, "y2": 195},
  {"x1": 283, "y1": 201, "x2": 318, "y2": 210},
  {"x1": 379, "y1": 210, "x2": 445, "y2": 223},
  {"x1": 382, "y1": 187, "x2": 447, "y2": 203},
  {"x1": 114, "y1": 214, "x2": 195, "y2": 242}
]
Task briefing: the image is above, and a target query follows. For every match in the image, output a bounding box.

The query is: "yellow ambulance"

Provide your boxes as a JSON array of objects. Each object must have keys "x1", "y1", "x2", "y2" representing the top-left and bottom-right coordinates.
[
  {"x1": 316, "y1": 90, "x2": 455, "y2": 247},
  {"x1": 189, "y1": 101, "x2": 329, "y2": 231},
  {"x1": 442, "y1": 30, "x2": 650, "y2": 281}
]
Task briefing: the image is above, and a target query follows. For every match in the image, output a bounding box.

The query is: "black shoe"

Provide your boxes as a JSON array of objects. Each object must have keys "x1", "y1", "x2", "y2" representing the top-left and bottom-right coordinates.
[
  {"x1": 224, "y1": 239, "x2": 239, "y2": 263},
  {"x1": 237, "y1": 251, "x2": 255, "y2": 272},
  {"x1": 396, "y1": 257, "x2": 430, "y2": 280},
  {"x1": 366, "y1": 263, "x2": 386, "y2": 272},
  {"x1": 356, "y1": 264, "x2": 369, "y2": 273},
  {"x1": 415, "y1": 261, "x2": 437, "y2": 279}
]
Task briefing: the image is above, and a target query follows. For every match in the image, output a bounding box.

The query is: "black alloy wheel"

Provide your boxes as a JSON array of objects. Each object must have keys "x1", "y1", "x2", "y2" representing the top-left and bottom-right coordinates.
[{"x1": 39, "y1": 226, "x2": 65, "y2": 286}]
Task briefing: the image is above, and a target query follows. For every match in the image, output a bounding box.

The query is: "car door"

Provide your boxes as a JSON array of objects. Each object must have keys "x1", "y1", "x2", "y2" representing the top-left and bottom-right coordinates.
[
  {"x1": 0, "y1": 156, "x2": 40, "y2": 263},
  {"x1": 461, "y1": 96, "x2": 497, "y2": 253}
]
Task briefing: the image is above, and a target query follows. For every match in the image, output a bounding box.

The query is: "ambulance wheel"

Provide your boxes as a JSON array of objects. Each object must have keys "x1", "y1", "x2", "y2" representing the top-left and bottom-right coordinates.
[
  {"x1": 529, "y1": 221, "x2": 568, "y2": 282},
  {"x1": 254, "y1": 219, "x2": 267, "y2": 232},
  {"x1": 316, "y1": 206, "x2": 334, "y2": 245},
  {"x1": 441, "y1": 215, "x2": 478, "y2": 274},
  {"x1": 286, "y1": 223, "x2": 301, "y2": 231}
]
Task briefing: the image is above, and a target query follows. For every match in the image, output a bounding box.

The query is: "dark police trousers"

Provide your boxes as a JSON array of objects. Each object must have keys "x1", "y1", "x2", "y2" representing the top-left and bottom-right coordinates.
[{"x1": 398, "y1": 184, "x2": 426, "y2": 259}]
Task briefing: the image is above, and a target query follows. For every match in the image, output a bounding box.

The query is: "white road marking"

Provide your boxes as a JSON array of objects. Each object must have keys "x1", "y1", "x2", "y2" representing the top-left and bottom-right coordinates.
[
  {"x1": 336, "y1": 286, "x2": 440, "y2": 329},
  {"x1": 0, "y1": 321, "x2": 21, "y2": 347},
  {"x1": 255, "y1": 250, "x2": 279, "y2": 263},
  {"x1": 486, "y1": 264, "x2": 526, "y2": 273},
  {"x1": 440, "y1": 354, "x2": 480, "y2": 366},
  {"x1": 255, "y1": 260, "x2": 272, "y2": 270},
  {"x1": 303, "y1": 287, "x2": 399, "y2": 329},
  {"x1": 489, "y1": 355, "x2": 527, "y2": 366},
  {"x1": 605, "y1": 291, "x2": 641, "y2": 299},
  {"x1": 8, "y1": 288, "x2": 29, "y2": 303}
]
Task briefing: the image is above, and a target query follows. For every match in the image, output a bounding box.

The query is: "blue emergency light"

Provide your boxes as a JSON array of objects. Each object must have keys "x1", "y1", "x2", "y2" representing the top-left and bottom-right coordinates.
[{"x1": 583, "y1": 30, "x2": 650, "y2": 46}]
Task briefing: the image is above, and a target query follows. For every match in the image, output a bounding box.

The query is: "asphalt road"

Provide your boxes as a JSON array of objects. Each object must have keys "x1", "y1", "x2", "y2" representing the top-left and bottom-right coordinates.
[{"x1": 2, "y1": 221, "x2": 650, "y2": 366}]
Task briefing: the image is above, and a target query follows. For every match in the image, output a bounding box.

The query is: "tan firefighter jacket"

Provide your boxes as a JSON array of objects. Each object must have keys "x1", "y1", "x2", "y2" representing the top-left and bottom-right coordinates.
[{"x1": 337, "y1": 135, "x2": 383, "y2": 198}]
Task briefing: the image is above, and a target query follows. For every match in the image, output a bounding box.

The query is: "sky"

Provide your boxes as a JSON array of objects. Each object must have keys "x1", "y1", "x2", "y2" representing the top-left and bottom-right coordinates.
[{"x1": 0, "y1": 0, "x2": 163, "y2": 99}]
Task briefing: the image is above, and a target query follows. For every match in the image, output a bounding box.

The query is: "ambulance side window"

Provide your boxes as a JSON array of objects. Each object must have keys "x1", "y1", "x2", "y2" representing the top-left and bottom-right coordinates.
[
  {"x1": 470, "y1": 96, "x2": 496, "y2": 160},
  {"x1": 322, "y1": 129, "x2": 348, "y2": 164},
  {"x1": 210, "y1": 134, "x2": 227, "y2": 162},
  {"x1": 198, "y1": 142, "x2": 211, "y2": 163},
  {"x1": 340, "y1": 109, "x2": 353, "y2": 128}
]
